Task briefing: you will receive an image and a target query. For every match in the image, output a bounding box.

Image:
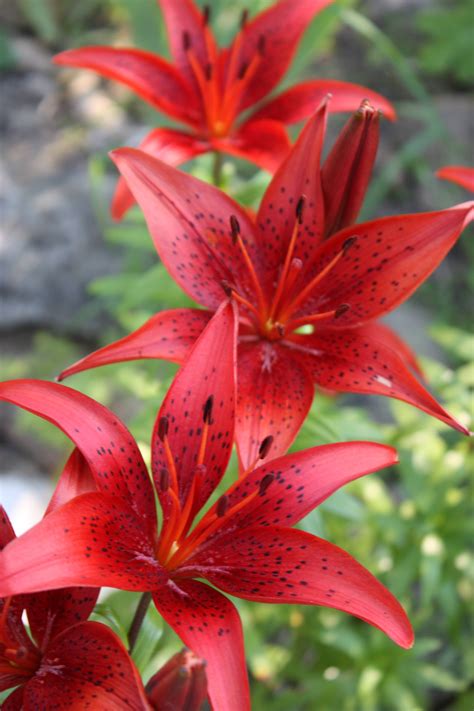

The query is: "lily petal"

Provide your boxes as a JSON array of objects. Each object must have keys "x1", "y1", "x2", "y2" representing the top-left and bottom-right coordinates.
[
  {"x1": 58, "y1": 308, "x2": 211, "y2": 381},
  {"x1": 24, "y1": 621, "x2": 149, "y2": 710},
  {"x1": 112, "y1": 128, "x2": 209, "y2": 221},
  {"x1": 45, "y1": 449, "x2": 97, "y2": 515},
  {"x1": 436, "y1": 165, "x2": 474, "y2": 192},
  {"x1": 236, "y1": 342, "x2": 314, "y2": 471},
  {"x1": 1, "y1": 687, "x2": 24, "y2": 708},
  {"x1": 300, "y1": 202, "x2": 474, "y2": 324},
  {"x1": 249, "y1": 78, "x2": 397, "y2": 124},
  {"x1": 194, "y1": 526, "x2": 414, "y2": 649},
  {"x1": 256, "y1": 101, "x2": 327, "y2": 293},
  {"x1": 294, "y1": 326, "x2": 469, "y2": 434},
  {"x1": 193, "y1": 442, "x2": 397, "y2": 539},
  {"x1": 0, "y1": 380, "x2": 156, "y2": 530},
  {"x1": 157, "y1": 0, "x2": 216, "y2": 92},
  {"x1": 231, "y1": 0, "x2": 333, "y2": 111},
  {"x1": 0, "y1": 506, "x2": 16, "y2": 549},
  {"x1": 0, "y1": 493, "x2": 166, "y2": 597},
  {"x1": 153, "y1": 302, "x2": 237, "y2": 519},
  {"x1": 153, "y1": 579, "x2": 250, "y2": 711},
  {"x1": 322, "y1": 101, "x2": 380, "y2": 237},
  {"x1": 54, "y1": 47, "x2": 199, "y2": 125},
  {"x1": 361, "y1": 321, "x2": 424, "y2": 378},
  {"x1": 111, "y1": 147, "x2": 262, "y2": 309},
  {"x1": 212, "y1": 119, "x2": 291, "y2": 173}
]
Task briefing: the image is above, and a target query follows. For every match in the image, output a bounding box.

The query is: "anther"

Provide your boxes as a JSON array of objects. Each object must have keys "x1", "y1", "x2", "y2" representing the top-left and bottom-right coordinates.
[
  {"x1": 221, "y1": 280, "x2": 233, "y2": 298},
  {"x1": 182, "y1": 31, "x2": 191, "y2": 51},
  {"x1": 202, "y1": 5, "x2": 211, "y2": 25},
  {"x1": 335, "y1": 303, "x2": 350, "y2": 319},
  {"x1": 257, "y1": 35, "x2": 266, "y2": 56},
  {"x1": 276, "y1": 323, "x2": 285, "y2": 337},
  {"x1": 296, "y1": 195, "x2": 306, "y2": 225},
  {"x1": 258, "y1": 435, "x2": 274, "y2": 459},
  {"x1": 203, "y1": 395, "x2": 214, "y2": 425},
  {"x1": 204, "y1": 63, "x2": 213, "y2": 81},
  {"x1": 158, "y1": 416, "x2": 169, "y2": 441},
  {"x1": 240, "y1": 8, "x2": 249, "y2": 27},
  {"x1": 342, "y1": 236, "x2": 358, "y2": 254},
  {"x1": 230, "y1": 215, "x2": 240, "y2": 244},
  {"x1": 159, "y1": 468, "x2": 170, "y2": 492},
  {"x1": 216, "y1": 495, "x2": 229, "y2": 517},
  {"x1": 238, "y1": 62, "x2": 248, "y2": 80},
  {"x1": 259, "y1": 473, "x2": 275, "y2": 496}
]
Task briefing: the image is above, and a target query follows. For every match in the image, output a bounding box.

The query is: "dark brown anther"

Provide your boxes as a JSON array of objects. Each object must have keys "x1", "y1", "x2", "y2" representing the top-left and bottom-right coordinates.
[
  {"x1": 238, "y1": 61, "x2": 249, "y2": 80},
  {"x1": 240, "y1": 8, "x2": 249, "y2": 28},
  {"x1": 159, "y1": 468, "x2": 170, "y2": 492},
  {"x1": 158, "y1": 416, "x2": 169, "y2": 441},
  {"x1": 216, "y1": 495, "x2": 229, "y2": 517},
  {"x1": 182, "y1": 31, "x2": 191, "y2": 51},
  {"x1": 202, "y1": 5, "x2": 211, "y2": 25},
  {"x1": 258, "y1": 435, "x2": 274, "y2": 459},
  {"x1": 221, "y1": 280, "x2": 233, "y2": 298},
  {"x1": 257, "y1": 35, "x2": 266, "y2": 56},
  {"x1": 276, "y1": 323, "x2": 285, "y2": 337},
  {"x1": 295, "y1": 195, "x2": 306, "y2": 225},
  {"x1": 334, "y1": 303, "x2": 350, "y2": 319},
  {"x1": 342, "y1": 236, "x2": 357, "y2": 254},
  {"x1": 259, "y1": 473, "x2": 274, "y2": 496},
  {"x1": 203, "y1": 395, "x2": 214, "y2": 425},
  {"x1": 230, "y1": 215, "x2": 240, "y2": 244},
  {"x1": 204, "y1": 63, "x2": 213, "y2": 81}
]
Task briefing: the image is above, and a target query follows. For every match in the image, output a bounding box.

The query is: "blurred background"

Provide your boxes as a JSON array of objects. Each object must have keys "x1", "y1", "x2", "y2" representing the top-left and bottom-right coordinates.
[{"x1": 0, "y1": 0, "x2": 473, "y2": 709}]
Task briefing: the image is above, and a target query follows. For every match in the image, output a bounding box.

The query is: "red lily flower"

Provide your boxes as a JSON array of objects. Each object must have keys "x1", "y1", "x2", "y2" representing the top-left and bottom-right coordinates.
[
  {"x1": 0, "y1": 507, "x2": 149, "y2": 710},
  {"x1": 0, "y1": 304, "x2": 413, "y2": 711},
  {"x1": 57, "y1": 101, "x2": 473, "y2": 469},
  {"x1": 436, "y1": 165, "x2": 474, "y2": 192},
  {"x1": 53, "y1": 0, "x2": 396, "y2": 219}
]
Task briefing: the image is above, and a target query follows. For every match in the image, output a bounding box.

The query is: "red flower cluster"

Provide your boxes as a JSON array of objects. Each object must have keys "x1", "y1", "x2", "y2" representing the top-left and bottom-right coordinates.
[{"x1": 54, "y1": 0, "x2": 395, "y2": 219}]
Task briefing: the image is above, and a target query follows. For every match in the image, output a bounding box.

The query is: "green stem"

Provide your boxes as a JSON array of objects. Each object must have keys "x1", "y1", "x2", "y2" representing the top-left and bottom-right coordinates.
[
  {"x1": 128, "y1": 592, "x2": 152, "y2": 653},
  {"x1": 212, "y1": 151, "x2": 223, "y2": 187}
]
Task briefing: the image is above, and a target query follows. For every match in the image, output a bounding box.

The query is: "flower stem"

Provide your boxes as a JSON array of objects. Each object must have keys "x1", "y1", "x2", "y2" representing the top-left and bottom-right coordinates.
[
  {"x1": 128, "y1": 591, "x2": 152, "y2": 653},
  {"x1": 212, "y1": 151, "x2": 223, "y2": 187}
]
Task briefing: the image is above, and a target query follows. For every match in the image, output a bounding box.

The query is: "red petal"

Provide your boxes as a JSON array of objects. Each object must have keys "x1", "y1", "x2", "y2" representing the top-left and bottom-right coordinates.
[
  {"x1": 24, "y1": 621, "x2": 149, "y2": 709},
  {"x1": 255, "y1": 102, "x2": 327, "y2": 294},
  {"x1": 436, "y1": 165, "x2": 474, "y2": 192},
  {"x1": 193, "y1": 526, "x2": 414, "y2": 649},
  {"x1": 0, "y1": 506, "x2": 16, "y2": 549},
  {"x1": 110, "y1": 147, "x2": 262, "y2": 309},
  {"x1": 212, "y1": 119, "x2": 291, "y2": 173},
  {"x1": 45, "y1": 448, "x2": 97, "y2": 515},
  {"x1": 0, "y1": 493, "x2": 166, "y2": 596},
  {"x1": 322, "y1": 101, "x2": 380, "y2": 237},
  {"x1": 193, "y1": 441, "x2": 397, "y2": 540},
  {"x1": 153, "y1": 302, "x2": 237, "y2": 520},
  {"x1": 153, "y1": 579, "x2": 250, "y2": 711},
  {"x1": 229, "y1": 0, "x2": 333, "y2": 111},
  {"x1": 362, "y1": 321, "x2": 424, "y2": 378},
  {"x1": 1, "y1": 686, "x2": 25, "y2": 708},
  {"x1": 111, "y1": 128, "x2": 209, "y2": 221},
  {"x1": 294, "y1": 326, "x2": 469, "y2": 434},
  {"x1": 299, "y1": 202, "x2": 474, "y2": 324},
  {"x1": 54, "y1": 47, "x2": 199, "y2": 125},
  {"x1": 250, "y1": 79, "x2": 397, "y2": 124},
  {"x1": 58, "y1": 308, "x2": 211, "y2": 381},
  {"x1": 157, "y1": 0, "x2": 216, "y2": 93},
  {"x1": 235, "y1": 342, "x2": 314, "y2": 471},
  {"x1": 26, "y1": 587, "x2": 99, "y2": 650},
  {"x1": 0, "y1": 380, "x2": 156, "y2": 530}
]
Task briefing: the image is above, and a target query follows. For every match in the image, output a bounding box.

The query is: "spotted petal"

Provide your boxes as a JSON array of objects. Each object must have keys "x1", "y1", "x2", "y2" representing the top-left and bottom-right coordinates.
[
  {"x1": 436, "y1": 165, "x2": 474, "y2": 192},
  {"x1": 212, "y1": 119, "x2": 291, "y2": 174},
  {"x1": 54, "y1": 47, "x2": 199, "y2": 125},
  {"x1": 249, "y1": 78, "x2": 397, "y2": 124},
  {"x1": 45, "y1": 448, "x2": 97, "y2": 515},
  {"x1": 58, "y1": 309, "x2": 211, "y2": 381},
  {"x1": 192, "y1": 526, "x2": 414, "y2": 649},
  {"x1": 293, "y1": 326, "x2": 469, "y2": 434},
  {"x1": 111, "y1": 147, "x2": 262, "y2": 309},
  {"x1": 0, "y1": 380, "x2": 156, "y2": 531},
  {"x1": 153, "y1": 579, "x2": 250, "y2": 711}
]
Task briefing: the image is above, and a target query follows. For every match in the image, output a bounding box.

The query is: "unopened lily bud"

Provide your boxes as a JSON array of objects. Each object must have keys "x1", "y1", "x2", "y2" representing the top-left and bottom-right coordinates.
[{"x1": 146, "y1": 649, "x2": 208, "y2": 711}]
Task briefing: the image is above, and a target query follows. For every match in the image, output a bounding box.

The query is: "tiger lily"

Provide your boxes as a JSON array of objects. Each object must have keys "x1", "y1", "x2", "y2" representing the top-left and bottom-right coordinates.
[
  {"x1": 436, "y1": 166, "x2": 474, "y2": 192},
  {"x1": 57, "y1": 102, "x2": 473, "y2": 469},
  {"x1": 0, "y1": 506, "x2": 149, "y2": 710},
  {"x1": 54, "y1": 0, "x2": 396, "y2": 219},
  {"x1": 0, "y1": 304, "x2": 413, "y2": 711}
]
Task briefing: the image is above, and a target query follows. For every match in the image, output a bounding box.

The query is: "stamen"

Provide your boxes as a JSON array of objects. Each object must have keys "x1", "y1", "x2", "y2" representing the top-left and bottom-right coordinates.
[
  {"x1": 204, "y1": 63, "x2": 213, "y2": 81},
  {"x1": 240, "y1": 8, "x2": 249, "y2": 27},
  {"x1": 158, "y1": 416, "x2": 169, "y2": 441},
  {"x1": 334, "y1": 303, "x2": 350, "y2": 318},
  {"x1": 197, "y1": 396, "x2": 213, "y2": 465},
  {"x1": 157, "y1": 417, "x2": 179, "y2": 494},
  {"x1": 257, "y1": 35, "x2": 266, "y2": 56},
  {"x1": 203, "y1": 395, "x2": 214, "y2": 425},
  {"x1": 258, "y1": 435, "x2": 274, "y2": 459},
  {"x1": 259, "y1": 473, "x2": 274, "y2": 496},
  {"x1": 343, "y1": 236, "x2": 358, "y2": 254},
  {"x1": 182, "y1": 31, "x2": 191, "y2": 51},
  {"x1": 237, "y1": 61, "x2": 249, "y2": 80},
  {"x1": 296, "y1": 195, "x2": 306, "y2": 224},
  {"x1": 216, "y1": 495, "x2": 229, "y2": 517},
  {"x1": 202, "y1": 5, "x2": 211, "y2": 25},
  {"x1": 287, "y1": 305, "x2": 350, "y2": 331},
  {"x1": 228, "y1": 215, "x2": 267, "y2": 314},
  {"x1": 221, "y1": 280, "x2": 234, "y2": 298},
  {"x1": 230, "y1": 214, "x2": 240, "y2": 245},
  {"x1": 159, "y1": 468, "x2": 170, "y2": 492}
]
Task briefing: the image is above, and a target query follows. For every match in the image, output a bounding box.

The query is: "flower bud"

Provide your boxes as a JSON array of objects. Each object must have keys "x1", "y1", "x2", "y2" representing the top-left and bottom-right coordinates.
[{"x1": 146, "y1": 649, "x2": 207, "y2": 711}]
